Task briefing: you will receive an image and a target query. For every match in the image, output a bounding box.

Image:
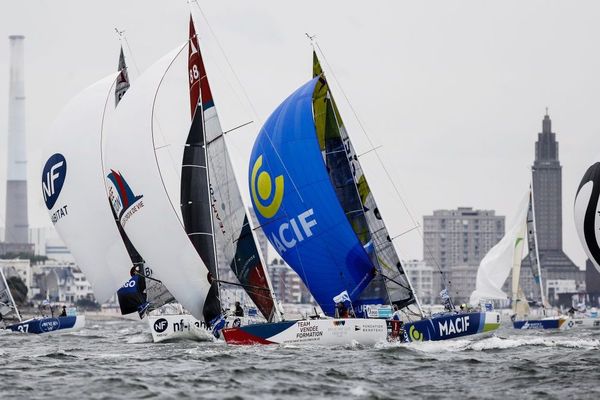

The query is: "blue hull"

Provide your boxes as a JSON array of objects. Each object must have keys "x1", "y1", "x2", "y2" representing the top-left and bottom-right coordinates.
[
  {"x1": 6, "y1": 316, "x2": 83, "y2": 334},
  {"x1": 512, "y1": 318, "x2": 572, "y2": 330},
  {"x1": 403, "y1": 312, "x2": 500, "y2": 342}
]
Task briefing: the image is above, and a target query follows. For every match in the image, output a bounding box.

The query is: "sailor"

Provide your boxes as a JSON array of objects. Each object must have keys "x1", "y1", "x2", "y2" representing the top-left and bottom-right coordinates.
[
  {"x1": 59, "y1": 305, "x2": 67, "y2": 317},
  {"x1": 336, "y1": 302, "x2": 349, "y2": 318},
  {"x1": 234, "y1": 301, "x2": 244, "y2": 317},
  {"x1": 392, "y1": 304, "x2": 402, "y2": 321}
]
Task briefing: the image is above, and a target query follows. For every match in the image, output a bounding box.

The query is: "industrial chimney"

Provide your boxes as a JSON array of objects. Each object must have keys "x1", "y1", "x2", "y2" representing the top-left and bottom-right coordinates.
[{"x1": 5, "y1": 35, "x2": 29, "y2": 245}]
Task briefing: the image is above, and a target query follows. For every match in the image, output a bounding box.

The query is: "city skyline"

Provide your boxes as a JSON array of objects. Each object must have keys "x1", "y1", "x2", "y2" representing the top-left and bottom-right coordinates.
[{"x1": 0, "y1": 1, "x2": 598, "y2": 268}]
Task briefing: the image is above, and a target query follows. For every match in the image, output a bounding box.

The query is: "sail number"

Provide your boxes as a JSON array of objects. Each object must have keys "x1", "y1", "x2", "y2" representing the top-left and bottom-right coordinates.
[
  {"x1": 17, "y1": 324, "x2": 29, "y2": 333},
  {"x1": 189, "y1": 64, "x2": 199, "y2": 84}
]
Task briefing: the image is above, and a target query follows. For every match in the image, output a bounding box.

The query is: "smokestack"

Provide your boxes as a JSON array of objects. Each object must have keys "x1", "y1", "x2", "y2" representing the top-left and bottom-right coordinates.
[{"x1": 5, "y1": 35, "x2": 28, "y2": 244}]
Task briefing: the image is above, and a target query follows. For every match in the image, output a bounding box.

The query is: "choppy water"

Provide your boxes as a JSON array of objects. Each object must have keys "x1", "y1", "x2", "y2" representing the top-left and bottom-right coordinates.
[{"x1": 0, "y1": 317, "x2": 598, "y2": 399}]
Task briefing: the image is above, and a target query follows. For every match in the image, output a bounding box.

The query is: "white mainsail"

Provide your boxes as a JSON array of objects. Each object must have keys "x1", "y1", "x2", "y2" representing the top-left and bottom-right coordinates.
[
  {"x1": 470, "y1": 191, "x2": 529, "y2": 304},
  {"x1": 103, "y1": 46, "x2": 212, "y2": 320},
  {"x1": 574, "y1": 162, "x2": 600, "y2": 273},
  {"x1": 0, "y1": 268, "x2": 21, "y2": 321},
  {"x1": 41, "y1": 73, "x2": 131, "y2": 303}
]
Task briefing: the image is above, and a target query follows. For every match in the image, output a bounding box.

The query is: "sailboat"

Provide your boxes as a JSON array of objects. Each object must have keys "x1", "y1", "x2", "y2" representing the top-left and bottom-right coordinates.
[
  {"x1": 572, "y1": 161, "x2": 600, "y2": 328},
  {"x1": 103, "y1": 15, "x2": 280, "y2": 342},
  {"x1": 222, "y1": 50, "x2": 500, "y2": 345},
  {"x1": 1, "y1": 265, "x2": 84, "y2": 334},
  {"x1": 471, "y1": 186, "x2": 572, "y2": 330}
]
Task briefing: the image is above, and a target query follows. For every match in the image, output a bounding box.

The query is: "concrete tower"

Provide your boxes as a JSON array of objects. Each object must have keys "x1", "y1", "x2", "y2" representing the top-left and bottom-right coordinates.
[
  {"x1": 5, "y1": 35, "x2": 28, "y2": 244},
  {"x1": 532, "y1": 112, "x2": 562, "y2": 250}
]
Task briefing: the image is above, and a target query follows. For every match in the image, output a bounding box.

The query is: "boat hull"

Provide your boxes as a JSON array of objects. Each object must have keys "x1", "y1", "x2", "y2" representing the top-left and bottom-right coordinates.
[
  {"x1": 403, "y1": 312, "x2": 500, "y2": 342},
  {"x1": 571, "y1": 317, "x2": 600, "y2": 329},
  {"x1": 223, "y1": 318, "x2": 388, "y2": 345},
  {"x1": 6, "y1": 315, "x2": 85, "y2": 334},
  {"x1": 512, "y1": 316, "x2": 573, "y2": 330},
  {"x1": 148, "y1": 314, "x2": 262, "y2": 343}
]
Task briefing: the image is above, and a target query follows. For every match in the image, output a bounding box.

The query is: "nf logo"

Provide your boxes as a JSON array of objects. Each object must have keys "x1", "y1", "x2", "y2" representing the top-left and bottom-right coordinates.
[
  {"x1": 42, "y1": 153, "x2": 67, "y2": 210},
  {"x1": 250, "y1": 155, "x2": 284, "y2": 219},
  {"x1": 153, "y1": 318, "x2": 168, "y2": 333}
]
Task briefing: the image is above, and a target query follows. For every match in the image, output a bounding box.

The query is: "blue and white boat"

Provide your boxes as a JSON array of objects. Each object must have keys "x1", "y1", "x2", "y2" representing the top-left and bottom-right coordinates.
[
  {"x1": 471, "y1": 186, "x2": 571, "y2": 330},
  {"x1": 224, "y1": 50, "x2": 500, "y2": 346},
  {"x1": 1, "y1": 268, "x2": 84, "y2": 335},
  {"x1": 6, "y1": 314, "x2": 85, "y2": 335}
]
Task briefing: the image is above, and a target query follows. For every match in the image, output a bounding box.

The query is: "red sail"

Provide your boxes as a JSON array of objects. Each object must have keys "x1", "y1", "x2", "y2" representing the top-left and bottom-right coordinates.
[{"x1": 188, "y1": 15, "x2": 214, "y2": 118}]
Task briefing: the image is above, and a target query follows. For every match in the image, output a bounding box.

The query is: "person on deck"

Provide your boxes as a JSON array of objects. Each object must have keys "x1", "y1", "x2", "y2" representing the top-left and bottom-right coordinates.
[
  {"x1": 59, "y1": 306, "x2": 67, "y2": 317},
  {"x1": 234, "y1": 301, "x2": 244, "y2": 317},
  {"x1": 336, "y1": 302, "x2": 349, "y2": 318},
  {"x1": 392, "y1": 304, "x2": 402, "y2": 320}
]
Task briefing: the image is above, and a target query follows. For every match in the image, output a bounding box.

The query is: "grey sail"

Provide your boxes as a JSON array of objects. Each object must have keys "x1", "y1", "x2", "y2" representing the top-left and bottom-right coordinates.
[{"x1": 312, "y1": 52, "x2": 416, "y2": 311}]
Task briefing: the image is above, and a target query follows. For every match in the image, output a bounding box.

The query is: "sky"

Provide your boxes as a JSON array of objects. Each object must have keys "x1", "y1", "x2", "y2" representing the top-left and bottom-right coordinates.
[{"x1": 0, "y1": 0, "x2": 599, "y2": 268}]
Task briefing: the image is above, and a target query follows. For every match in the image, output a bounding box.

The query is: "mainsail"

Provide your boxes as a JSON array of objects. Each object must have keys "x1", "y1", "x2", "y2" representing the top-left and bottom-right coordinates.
[
  {"x1": 574, "y1": 162, "x2": 600, "y2": 274},
  {"x1": 103, "y1": 45, "x2": 213, "y2": 320},
  {"x1": 470, "y1": 190, "x2": 529, "y2": 304},
  {"x1": 42, "y1": 72, "x2": 131, "y2": 303},
  {"x1": 0, "y1": 268, "x2": 21, "y2": 321},
  {"x1": 311, "y1": 53, "x2": 416, "y2": 312},
  {"x1": 184, "y1": 17, "x2": 276, "y2": 321}
]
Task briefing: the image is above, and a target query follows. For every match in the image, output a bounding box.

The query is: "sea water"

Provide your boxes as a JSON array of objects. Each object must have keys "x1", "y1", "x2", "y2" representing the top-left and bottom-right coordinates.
[{"x1": 0, "y1": 318, "x2": 598, "y2": 399}]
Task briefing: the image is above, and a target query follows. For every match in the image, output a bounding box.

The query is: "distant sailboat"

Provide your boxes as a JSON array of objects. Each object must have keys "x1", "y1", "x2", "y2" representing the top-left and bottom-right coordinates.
[
  {"x1": 223, "y1": 50, "x2": 500, "y2": 345},
  {"x1": 2, "y1": 260, "x2": 84, "y2": 334},
  {"x1": 471, "y1": 185, "x2": 572, "y2": 330}
]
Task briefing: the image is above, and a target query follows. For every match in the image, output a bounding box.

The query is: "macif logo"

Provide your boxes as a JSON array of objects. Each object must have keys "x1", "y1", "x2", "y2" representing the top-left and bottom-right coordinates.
[
  {"x1": 250, "y1": 155, "x2": 284, "y2": 219},
  {"x1": 153, "y1": 318, "x2": 168, "y2": 333},
  {"x1": 42, "y1": 153, "x2": 67, "y2": 210}
]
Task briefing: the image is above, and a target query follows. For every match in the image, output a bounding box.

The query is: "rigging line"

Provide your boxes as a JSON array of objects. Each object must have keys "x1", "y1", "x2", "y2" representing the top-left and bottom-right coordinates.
[
  {"x1": 390, "y1": 225, "x2": 421, "y2": 241},
  {"x1": 222, "y1": 120, "x2": 253, "y2": 135},
  {"x1": 213, "y1": 279, "x2": 271, "y2": 292},
  {"x1": 134, "y1": 271, "x2": 163, "y2": 284},
  {"x1": 313, "y1": 41, "x2": 451, "y2": 294}
]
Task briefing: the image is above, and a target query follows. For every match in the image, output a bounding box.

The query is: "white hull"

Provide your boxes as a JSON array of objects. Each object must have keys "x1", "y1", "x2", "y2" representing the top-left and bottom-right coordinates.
[
  {"x1": 224, "y1": 318, "x2": 389, "y2": 346},
  {"x1": 571, "y1": 317, "x2": 600, "y2": 329},
  {"x1": 148, "y1": 314, "x2": 263, "y2": 343}
]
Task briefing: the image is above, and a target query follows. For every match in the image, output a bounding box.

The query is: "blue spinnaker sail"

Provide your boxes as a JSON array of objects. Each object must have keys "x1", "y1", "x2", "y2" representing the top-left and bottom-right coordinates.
[{"x1": 249, "y1": 78, "x2": 384, "y2": 316}]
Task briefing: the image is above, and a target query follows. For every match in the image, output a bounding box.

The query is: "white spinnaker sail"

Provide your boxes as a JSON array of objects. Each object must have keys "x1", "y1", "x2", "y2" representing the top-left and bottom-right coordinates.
[
  {"x1": 41, "y1": 73, "x2": 131, "y2": 302},
  {"x1": 103, "y1": 46, "x2": 212, "y2": 320},
  {"x1": 470, "y1": 192, "x2": 529, "y2": 304}
]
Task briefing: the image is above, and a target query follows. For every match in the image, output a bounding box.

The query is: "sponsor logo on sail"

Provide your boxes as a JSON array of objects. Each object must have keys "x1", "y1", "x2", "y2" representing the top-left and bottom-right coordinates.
[
  {"x1": 251, "y1": 155, "x2": 284, "y2": 219},
  {"x1": 42, "y1": 153, "x2": 67, "y2": 210},
  {"x1": 106, "y1": 170, "x2": 144, "y2": 227},
  {"x1": 250, "y1": 154, "x2": 318, "y2": 254}
]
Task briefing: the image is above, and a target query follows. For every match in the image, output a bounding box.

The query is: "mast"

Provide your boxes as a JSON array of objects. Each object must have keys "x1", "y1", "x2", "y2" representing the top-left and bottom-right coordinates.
[
  {"x1": 183, "y1": 15, "x2": 222, "y2": 323},
  {"x1": 530, "y1": 182, "x2": 547, "y2": 309},
  {"x1": 187, "y1": 14, "x2": 279, "y2": 321}
]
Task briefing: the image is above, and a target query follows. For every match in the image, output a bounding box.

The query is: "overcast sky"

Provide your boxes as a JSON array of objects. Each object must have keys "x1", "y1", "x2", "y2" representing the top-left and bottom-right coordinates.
[{"x1": 1, "y1": 1, "x2": 599, "y2": 268}]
